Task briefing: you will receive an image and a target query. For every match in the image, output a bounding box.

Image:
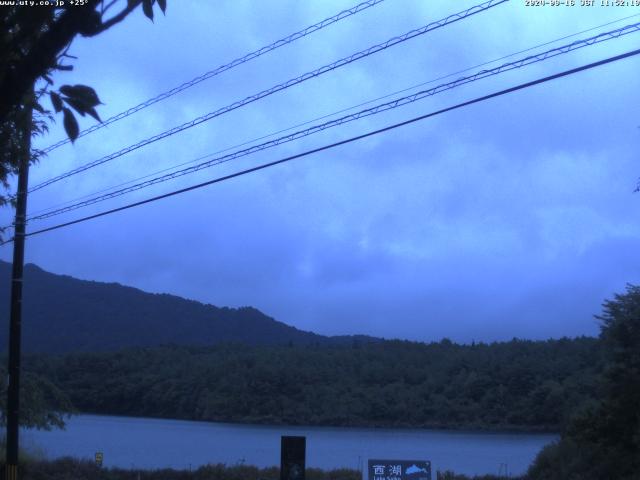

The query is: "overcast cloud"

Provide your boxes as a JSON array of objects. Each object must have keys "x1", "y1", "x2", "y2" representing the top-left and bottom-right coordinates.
[{"x1": 1, "y1": 0, "x2": 639, "y2": 342}]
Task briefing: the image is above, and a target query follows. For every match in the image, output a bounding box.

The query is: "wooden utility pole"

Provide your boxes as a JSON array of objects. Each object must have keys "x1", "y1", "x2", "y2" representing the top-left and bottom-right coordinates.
[{"x1": 5, "y1": 105, "x2": 32, "y2": 480}]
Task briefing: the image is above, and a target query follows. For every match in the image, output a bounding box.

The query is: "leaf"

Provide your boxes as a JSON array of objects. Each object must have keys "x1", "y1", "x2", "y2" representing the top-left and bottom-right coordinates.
[
  {"x1": 157, "y1": 0, "x2": 166, "y2": 13},
  {"x1": 50, "y1": 92, "x2": 63, "y2": 113},
  {"x1": 62, "y1": 97, "x2": 87, "y2": 116},
  {"x1": 56, "y1": 65, "x2": 73, "y2": 71},
  {"x1": 85, "y1": 107, "x2": 102, "y2": 123},
  {"x1": 59, "y1": 84, "x2": 101, "y2": 107},
  {"x1": 59, "y1": 85, "x2": 103, "y2": 124},
  {"x1": 58, "y1": 85, "x2": 74, "y2": 96},
  {"x1": 32, "y1": 102, "x2": 46, "y2": 114},
  {"x1": 142, "y1": 0, "x2": 154, "y2": 21},
  {"x1": 62, "y1": 108, "x2": 79, "y2": 143},
  {"x1": 43, "y1": 75, "x2": 54, "y2": 85}
]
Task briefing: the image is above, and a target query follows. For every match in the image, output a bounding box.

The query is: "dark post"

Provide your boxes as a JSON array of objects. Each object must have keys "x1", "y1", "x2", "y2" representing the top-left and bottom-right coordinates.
[
  {"x1": 280, "y1": 436, "x2": 306, "y2": 480},
  {"x1": 5, "y1": 105, "x2": 31, "y2": 480}
]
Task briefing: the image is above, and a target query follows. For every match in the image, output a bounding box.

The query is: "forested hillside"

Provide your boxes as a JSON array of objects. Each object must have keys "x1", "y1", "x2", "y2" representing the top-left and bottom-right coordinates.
[
  {"x1": 25, "y1": 337, "x2": 601, "y2": 431},
  {"x1": 0, "y1": 261, "x2": 375, "y2": 353}
]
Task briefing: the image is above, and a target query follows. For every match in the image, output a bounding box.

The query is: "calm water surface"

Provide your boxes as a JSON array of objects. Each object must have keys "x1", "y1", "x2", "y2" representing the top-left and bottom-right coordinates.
[{"x1": 22, "y1": 415, "x2": 556, "y2": 476}]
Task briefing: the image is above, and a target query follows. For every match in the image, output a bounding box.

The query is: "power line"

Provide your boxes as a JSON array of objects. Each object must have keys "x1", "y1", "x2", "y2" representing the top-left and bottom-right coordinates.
[
  {"x1": 3, "y1": 46, "x2": 636, "y2": 245},
  {"x1": 28, "y1": 0, "x2": 508, "y2": 194},
  {"x1": 26, "y1": 12, "x2": 639, "y2": 220},
  {"x1": 32, "y1": 0, "x2": 506, "y2": 192},
  {"x1": 26, "y1": 20, "x2": 640, "y2": 223},
  {"x1": 40, "y1": 0, "x2": 388, "y2": 153}
]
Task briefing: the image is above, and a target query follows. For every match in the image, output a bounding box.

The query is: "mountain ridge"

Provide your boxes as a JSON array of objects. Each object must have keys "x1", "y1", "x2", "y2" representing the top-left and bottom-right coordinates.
[{"x1": 0, "y1": 260, "x2": 378, "y2": 354}]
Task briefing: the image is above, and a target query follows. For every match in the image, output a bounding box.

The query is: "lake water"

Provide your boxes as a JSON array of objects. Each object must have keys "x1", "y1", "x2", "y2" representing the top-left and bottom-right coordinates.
[{"x1": 21, "y1": 415, "x2": 556, "y2": 477}]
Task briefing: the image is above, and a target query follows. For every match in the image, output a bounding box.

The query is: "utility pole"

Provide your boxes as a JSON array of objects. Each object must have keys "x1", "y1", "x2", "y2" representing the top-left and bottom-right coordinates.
[{"x1": 5, "y1": 103, "x2": 32, "y2": 480}]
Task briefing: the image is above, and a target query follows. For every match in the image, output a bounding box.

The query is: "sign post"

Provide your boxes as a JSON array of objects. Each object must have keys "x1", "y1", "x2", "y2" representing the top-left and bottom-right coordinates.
[{"x1": 281, "y1": 436, "x2": 305, "y2": 480}]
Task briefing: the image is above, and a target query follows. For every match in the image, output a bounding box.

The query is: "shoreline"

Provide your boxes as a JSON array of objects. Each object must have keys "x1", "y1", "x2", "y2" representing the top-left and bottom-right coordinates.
[{"x1": 59, "y1": 411, "x2": 561, "y2": 436}]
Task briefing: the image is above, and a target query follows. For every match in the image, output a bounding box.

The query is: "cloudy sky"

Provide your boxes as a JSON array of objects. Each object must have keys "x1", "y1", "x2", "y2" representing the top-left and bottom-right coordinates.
[{"x1": 2, "y1": 0, "x2": 639, "y2": 343}]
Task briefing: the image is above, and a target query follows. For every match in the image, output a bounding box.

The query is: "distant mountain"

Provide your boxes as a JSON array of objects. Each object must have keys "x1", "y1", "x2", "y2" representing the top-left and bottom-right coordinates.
[{"x1": 0, "y1": 261, "x2": 377, "y2": 354}]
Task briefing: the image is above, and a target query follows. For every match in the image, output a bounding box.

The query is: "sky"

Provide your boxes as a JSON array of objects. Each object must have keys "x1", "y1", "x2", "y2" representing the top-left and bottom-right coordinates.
[{"x1": 1, "y1": 0, "x2": 639, "y2": 343}]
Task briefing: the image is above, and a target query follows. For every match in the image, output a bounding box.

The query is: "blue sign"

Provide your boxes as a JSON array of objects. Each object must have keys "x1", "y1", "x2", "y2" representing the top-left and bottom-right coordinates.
[{"x1": 368, "y1": 460, "x2": 431, "y2": 480}]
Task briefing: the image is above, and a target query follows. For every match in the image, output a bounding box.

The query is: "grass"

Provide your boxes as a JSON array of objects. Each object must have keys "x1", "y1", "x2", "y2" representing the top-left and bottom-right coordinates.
[
  {"x1": 2, "y1": 458, "x2": 524, "y2": 480},
  {"x1": 0, "y1": 437, "x2": 47, "y2": 464}
]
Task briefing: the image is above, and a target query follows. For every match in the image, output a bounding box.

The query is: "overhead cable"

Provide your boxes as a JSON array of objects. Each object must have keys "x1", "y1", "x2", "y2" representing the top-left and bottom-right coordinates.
[
  {"x1": 28, "y1": 0, "x2": 508, "y2": 194},
  {"x1": 26, "y1": 21, "x2": 640, "y2": 222},
  {"x1": 41, "y1": 0, "x2": 388, "y2": 153},
  {"x1": 2, "y1": 46, "x2": 636, "y2": 245},
  {"x1": 27, "y1": 11, "x2": 639, "y2": 220}
]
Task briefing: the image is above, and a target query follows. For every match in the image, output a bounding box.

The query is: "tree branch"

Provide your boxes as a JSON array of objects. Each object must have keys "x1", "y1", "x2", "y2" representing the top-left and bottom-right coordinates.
[
  {"x1": 0, "y1": 0, "x2": 143, "y2": 123},
  {"x1": 101, "y1": 0, "x2": 120, "y2": 15},
  {"x1": 91, "y1": 0, "x2": 142, "y2": 36}
]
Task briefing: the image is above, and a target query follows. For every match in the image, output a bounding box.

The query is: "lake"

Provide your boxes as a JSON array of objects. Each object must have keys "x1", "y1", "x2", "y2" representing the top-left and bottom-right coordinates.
[{"x1": 21, "y1": 415, "x2": 556, "y2": 477}]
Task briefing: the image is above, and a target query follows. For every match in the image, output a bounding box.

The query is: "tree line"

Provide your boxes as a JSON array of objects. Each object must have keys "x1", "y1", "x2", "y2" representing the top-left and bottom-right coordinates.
[{"x1": 19, "y1": 336, "x2": 601, "y2": 432}]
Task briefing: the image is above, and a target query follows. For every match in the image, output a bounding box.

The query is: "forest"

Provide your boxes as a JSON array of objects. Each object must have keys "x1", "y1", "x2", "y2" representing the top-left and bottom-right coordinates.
[
  {"x1": 20, "y1": 336, "x2": 601, "y2": 432},
  {"x1": 3, "y1": 284, "x2": 639, "y2": 479}
]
